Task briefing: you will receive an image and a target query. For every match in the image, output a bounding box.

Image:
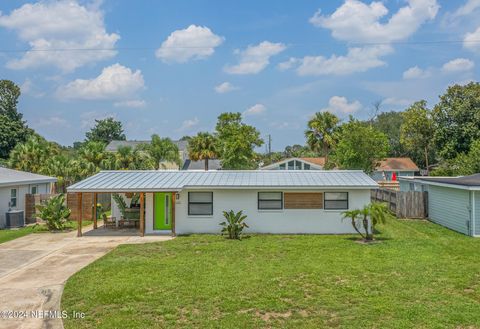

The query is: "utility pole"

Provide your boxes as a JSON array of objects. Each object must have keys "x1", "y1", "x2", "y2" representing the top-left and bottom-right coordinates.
[{"x1": 267, "y1": 134, "x2": 272, "y2": 155}]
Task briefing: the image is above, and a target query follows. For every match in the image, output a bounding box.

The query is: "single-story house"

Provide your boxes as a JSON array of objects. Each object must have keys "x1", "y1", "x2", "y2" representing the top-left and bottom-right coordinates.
[
  {"x1": 371, "y1": 157, "x2": 419, "y2": 181},
  {"x1": 261, "y1": 157, "x2": 326, "y2": 170},
  {"x1": 0, "y1": 167, "x2": 57, "y2": 227},
  {"x1": 106, "y1": 140, "x2": 222, "y2": 170},
  {"x1": 67, "y1": 170, "x2": 378, "y2": 236},
  {"x1": 399, "y1": 174, "x2": 480, "y2": 237}
]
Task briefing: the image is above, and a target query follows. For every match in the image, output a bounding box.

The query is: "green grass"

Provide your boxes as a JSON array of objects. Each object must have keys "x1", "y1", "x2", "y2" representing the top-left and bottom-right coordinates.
[
  {"x1": 0, "y1": 220, "x2": 93, "y2": 244},
  {"x1": 62, "y1": 220, "x2": 480, "y2": 328}
]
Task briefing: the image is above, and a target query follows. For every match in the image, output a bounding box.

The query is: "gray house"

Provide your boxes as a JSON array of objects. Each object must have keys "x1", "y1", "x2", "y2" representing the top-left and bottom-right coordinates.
[
  {"x1": 399, "y1": 174, "x2": 480, "y2": 237},
  {"x1": 0, "y1": 167, "x2": 56, "y2": 227}
]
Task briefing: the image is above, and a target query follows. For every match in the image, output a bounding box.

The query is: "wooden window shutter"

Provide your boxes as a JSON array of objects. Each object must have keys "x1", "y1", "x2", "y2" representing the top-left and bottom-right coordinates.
[{"x1": 284, "y1": 192, "x2": 323, "y2": 209}]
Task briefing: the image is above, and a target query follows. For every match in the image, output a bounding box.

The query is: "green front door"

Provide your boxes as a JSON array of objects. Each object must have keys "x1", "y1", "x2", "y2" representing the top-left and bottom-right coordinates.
[{"x1": 154, "y1": 192, "x2": 172, "y2": 230}]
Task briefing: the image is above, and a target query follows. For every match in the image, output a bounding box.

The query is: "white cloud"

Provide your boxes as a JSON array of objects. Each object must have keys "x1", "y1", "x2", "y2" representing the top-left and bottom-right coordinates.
[
  {"x1": 452, "y1": 0, "x2": 480, "y2": 18},
  {"x1": 177, "y1": 117, "x2": 199, "y2": 132},
  {"x1": 20, "y1": 78, "x2": 45, "y2": 98},
  {"x1": 57, "y1": 64, "x2": 144, "y2": 100},
  {"x1": 244, "y1": 104, "x2": 267, "y2": 116},
  {"x1": 321, "y1": 96, "x2": 362, "y2": 115},
  {"x1": 113, "y1": 100, "x2": 146, "y2": 108},
  {"x1": 310, "y1": 0, "x2": 439, "y2": 43},
  {"x1": 0, "y1": 0, "x2": 119, "y2": 72},
  {"x1": 225, "y1": 41, "x2": 286, "y2": 75},
  {"x1": 403, "y1": 66, "x2": 431, "y2": 79},
  {"x1": 441, "y1": 58, "x2": 475, "y2": 73},
  {"x1": 35, "y1": 116, "x2": 70, "y2": 128},
  {"x1": 288, "y1": 45, "x2": 392, "y2": 76},
  {"x1": 214, "y1": 82, "x2": 238, "y2": 94},
  {"x1": 155, "y1": 25, "x2": 224, "y2": 63},
  {"x1": 464, "y1": 27, "x2": 480, "y2": 53}
]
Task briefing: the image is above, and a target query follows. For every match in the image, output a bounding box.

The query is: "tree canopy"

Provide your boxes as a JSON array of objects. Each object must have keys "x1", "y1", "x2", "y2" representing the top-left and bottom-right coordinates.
[
  {"x1": 215, "y1": 112, "x2": 263, "y2": 169},
  {"x1": 305, "y1": 111, "x2": 339, "y2": 163},
  {"x1": 332, "y1": 119, "x2": 389, "y2": 173},
  {"x1": 85, "y1": 117, "x2": 126, "y2": 144},
  {"x1": 433, "y1": 82, "x2": 480, "y2": 160},
  {"x1": 0, "y1": 80, "x2": 32, "y2": 158},
  {"x1": 188, "y1": 132, "x2": 218, "y2": 171}
]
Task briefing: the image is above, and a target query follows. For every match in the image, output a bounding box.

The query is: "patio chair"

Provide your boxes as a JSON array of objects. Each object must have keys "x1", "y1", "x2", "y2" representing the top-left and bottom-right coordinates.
[{"x1": 103, "y1": 214, "x2": 116, "y2": 229}]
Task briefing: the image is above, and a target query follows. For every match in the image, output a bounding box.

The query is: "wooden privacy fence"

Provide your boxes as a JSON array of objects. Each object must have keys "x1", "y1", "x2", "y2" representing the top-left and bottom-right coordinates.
[
  {"x1": 371, "y1": 189, "x2": 428, "y2": 219},
  {"x1": 25, "y1": 192, "x2": 111, "y2": 223}
]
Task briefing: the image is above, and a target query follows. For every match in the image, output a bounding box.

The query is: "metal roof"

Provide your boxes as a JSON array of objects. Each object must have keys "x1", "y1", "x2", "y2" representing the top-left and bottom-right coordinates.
[
  {"x1": 67, "y1": 170, "x2": 378, "y2": 192},
  {"x1": 0, "y1": 167, "x2": 57, "y2": 187},
  {"x1": 375, "y1": 157, "x2": 419, "y2": 171},
  {"x1": 399, "y1": 173, "x2": 480, "y2": 190}
]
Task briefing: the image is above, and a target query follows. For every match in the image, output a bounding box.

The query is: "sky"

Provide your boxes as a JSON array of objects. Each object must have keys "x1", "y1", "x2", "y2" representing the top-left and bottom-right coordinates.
[{"x1": 0, "y1": 0, "x2": 479, "y2": 151}]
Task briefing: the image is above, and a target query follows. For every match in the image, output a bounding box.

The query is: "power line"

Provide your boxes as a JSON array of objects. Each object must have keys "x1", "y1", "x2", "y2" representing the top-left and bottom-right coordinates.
[{"x1": 0, "y1": 39, "x2": 479, "y2": 53}]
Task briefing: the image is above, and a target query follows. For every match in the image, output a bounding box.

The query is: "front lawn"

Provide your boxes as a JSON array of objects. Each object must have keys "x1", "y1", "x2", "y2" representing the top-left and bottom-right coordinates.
[
  {"x1": 0, "y1": 220, "x2": 92, "y2": 244},
  {"x1": 62, "y1": 220, "x2": 480, "y2": 328}
]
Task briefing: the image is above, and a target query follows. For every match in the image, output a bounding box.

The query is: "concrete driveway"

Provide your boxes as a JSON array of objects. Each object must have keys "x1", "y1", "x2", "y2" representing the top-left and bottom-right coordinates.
[{"x1": 0, "y1": 225, "x2": 172, "y2": 329}]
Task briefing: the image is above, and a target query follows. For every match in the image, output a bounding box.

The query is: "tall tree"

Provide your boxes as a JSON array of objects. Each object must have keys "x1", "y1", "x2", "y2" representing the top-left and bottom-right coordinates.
[
  {"x1": 373, "y1": 111, "x2": 406, "y2": 158},
  {"x1": 215, "y1": 112, "x2": 263, "y2": 169},
  {"x1": 143, "y1": 135, "x2": 181, "y2": 170},
  {"x1": 305, "y1": 111, "x2": 339, "y2": 163},
  {"x1": 0, "y1": 80, "x2": 32, "y2": 158},
  {"x1": 400, "y1": 100, "x2": 434, "y2": 171},
  {"x1": 433, "y1": 82, "x2": 480, "y2": 160},
  {"x1": 431, "y1": 140, "x2": 480, "y2": 176},
  {"x1": 74, "y1": 141, "x2": 110, "y2": 178},
  {"x1": 188, "y1": 132, "x2": 218, "y2": 171},
  {"x1": 332, "y1": 118, "x2": 389, "y2": 173},
  {"x1": 85, "y1": 117, "x2": 126, "y2": 144}
]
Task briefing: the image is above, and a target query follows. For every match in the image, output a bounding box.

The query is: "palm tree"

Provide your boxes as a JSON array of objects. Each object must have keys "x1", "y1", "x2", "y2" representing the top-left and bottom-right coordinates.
[
  {"x1": 368, "y1": 202, "x2": 392, "y2": 240},
  {"x1": 144, "y1": 134, "x2": 181, "y2": 170},
  {"x1": 188, "y1": 132, "x2": 218, "y2": 171},
  {"x1": 342, "y1": 209, "x2": 365, "y2": 239},
  {"x1": 43, "y1": 154, "x2": 76, "y2": 192},
  {"x1": 74, "y1": 141, "x2": 108, "y2": 178},
  {"x1": 305, "y1": 111, "x2": 339, "y2": 164},
  {"x1": 8, "y1": 135, "x2": 56, "y2": 173}
]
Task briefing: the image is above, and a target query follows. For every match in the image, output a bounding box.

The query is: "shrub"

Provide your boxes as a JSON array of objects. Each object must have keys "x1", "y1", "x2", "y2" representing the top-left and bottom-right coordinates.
[
  {"x1": 36, "y1": 194, "x2": 71, "y2": 231},
  {"x1": 220, "y1": 210, "x2": 249, "y2": 240}
]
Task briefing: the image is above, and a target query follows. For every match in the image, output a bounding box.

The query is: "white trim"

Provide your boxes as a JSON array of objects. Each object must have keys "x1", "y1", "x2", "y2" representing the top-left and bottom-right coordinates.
[
  {"x1": 260, "y1": 157, "x2": 324, "y2": 170},
  {"x1": 398, "y1": 177, "x2": 480, "y2": 191},
  {"x1": 472, "y1": 191, "x2": 476, "y2": 237}
]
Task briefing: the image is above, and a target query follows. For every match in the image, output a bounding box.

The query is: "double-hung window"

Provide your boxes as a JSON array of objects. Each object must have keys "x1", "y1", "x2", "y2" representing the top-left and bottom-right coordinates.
[
  {"x1": 324, "y1": 192, "x2": 348, "y2": 210},
  {"x1": 258, "y1": 192, "x2": 283, "y2": 210},
  {"x1": 10, "y1": 189, "x2": 17, "y2": 208},
  {"x1": 188, "y1": 192, "x2": 213, "y2": 216}
]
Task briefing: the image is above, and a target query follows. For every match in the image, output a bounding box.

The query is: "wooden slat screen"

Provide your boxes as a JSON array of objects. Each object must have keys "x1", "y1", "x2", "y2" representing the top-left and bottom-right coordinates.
[{"x1": 284, "y1": 192, "x2": 323, "y2": 209}]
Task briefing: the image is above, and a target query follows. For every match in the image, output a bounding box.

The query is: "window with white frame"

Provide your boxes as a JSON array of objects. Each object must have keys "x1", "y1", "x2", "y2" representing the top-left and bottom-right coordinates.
[
  {"x1": 258, "y1": 192, "x2": 283, "y2": 210},
  {"x1": 188, "y1": 192, "x2": 213, "y2": 216},
  {"x1": 10, "y1": 189, "x2": 17, "y2": 207},
  {"x1": 324, "y1": 192, "x2": 348, "y2": 210}
]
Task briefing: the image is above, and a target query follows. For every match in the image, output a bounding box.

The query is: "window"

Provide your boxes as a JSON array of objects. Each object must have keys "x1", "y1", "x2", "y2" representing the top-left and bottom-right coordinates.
[
  {"x1": 258, "y1": 192, "x2": 283, "y2": 210},
  {"x1": 10, "y1": 189, "x2": 17, "y2": 208},
  {"x1": 294, "y1": 160, "x2": 302, "y2": 170},
  {"x1": 304, "y1": 163, "x2": 310, "y2": 170},
  {"x1": 324, "y1": 192, "x2": 348, "y2": 210},
  {"x1": 279, "y1": 163, "x2": 286, "y2": 170},
  {"x1": 188, "y1": 192, "x2": 213, "y2": 215},
  {"x1": 31, "y1": 185, "x2": 38, "y2": 194},
  {"x1": 287, "y1": 160, "x2": 294, "y2": 170}
]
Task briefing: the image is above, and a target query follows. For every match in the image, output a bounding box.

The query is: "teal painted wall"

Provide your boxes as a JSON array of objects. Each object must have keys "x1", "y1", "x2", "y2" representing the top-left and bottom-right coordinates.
[
  {"x1": 475, "y1": 192, "x2": 480, "y2": 236},
  {"x1": 428, "y1": 185, "x2": 471, "y2": 236},
  {"x1": 399, "y1": 180, "x2": 428, "y2": 192}
]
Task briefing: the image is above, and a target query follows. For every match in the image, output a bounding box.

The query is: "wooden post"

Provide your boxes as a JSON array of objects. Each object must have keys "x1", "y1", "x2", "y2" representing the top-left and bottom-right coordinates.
[
  {"x1": 171, "y1": 192, "x2": 176, "y2": 236},
  {"x1": 93, "y1": 192, "x2": 98, "y2": 229},
  {"x1": 139, "y1": 192, "x2": 145, "y2": 237},
  {"x1": 77, "y1": 192, "x2": 83, "y2": 237}
]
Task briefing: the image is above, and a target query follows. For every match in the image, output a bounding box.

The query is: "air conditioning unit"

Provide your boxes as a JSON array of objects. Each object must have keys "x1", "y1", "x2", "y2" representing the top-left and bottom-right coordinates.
[{"x1": 6, "y1": 210, "x2": 25, "y2": 228}]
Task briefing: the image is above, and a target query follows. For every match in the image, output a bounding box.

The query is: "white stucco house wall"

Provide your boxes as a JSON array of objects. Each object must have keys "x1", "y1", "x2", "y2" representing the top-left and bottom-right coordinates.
[
  {"x1": 0, "y1": 167, "x2": 57, "y2": 226},
  {"x1": 68, "y1": 170, "x2": 378, "y2": 236}
]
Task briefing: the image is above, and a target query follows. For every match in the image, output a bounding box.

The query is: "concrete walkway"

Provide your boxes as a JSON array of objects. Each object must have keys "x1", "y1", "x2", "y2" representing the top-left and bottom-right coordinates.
[{"x1": 0, "y1": 225, "x2": 172, "y2": 329}]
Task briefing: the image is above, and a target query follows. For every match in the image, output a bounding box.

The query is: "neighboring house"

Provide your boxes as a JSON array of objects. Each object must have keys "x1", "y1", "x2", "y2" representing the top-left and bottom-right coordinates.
[
  {"x1": 261, "y1": 157, "x2": 325, "y2": 170},
  {"x1": 0, "y1": 167, "x2": 57, "y2": 226},
  {"x1": 371, "y1": 157, "x2": 419, "y2": 181},
  {"x1": 68, "y1": 170, "x2": 378, "y2": 236},
  {"x1": 106, "y1": 140, "x2": 222, "y2": 170},
  {"x1": 399, "y1": 174, "x2": 480, "y2": 237}
]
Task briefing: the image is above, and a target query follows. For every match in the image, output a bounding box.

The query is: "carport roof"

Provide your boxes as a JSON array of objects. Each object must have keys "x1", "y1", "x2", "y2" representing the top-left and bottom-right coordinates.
[{"x1": 67, "y1": 170, "x2": 378, "y2": 193}]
